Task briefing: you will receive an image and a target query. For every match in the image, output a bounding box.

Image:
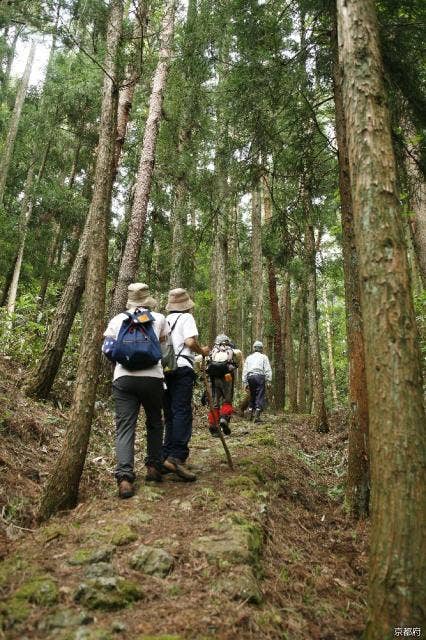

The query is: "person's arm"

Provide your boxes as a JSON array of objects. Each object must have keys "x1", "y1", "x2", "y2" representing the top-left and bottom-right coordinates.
[
  {"x1": 159, "y1": 316, "x2": 169, "y2": 343},
  {"x1": 242, "y1": 357, "x2": 248, "y2": 385},
  {"x1": 185, "y1": 336, "x2": 210, "y2": 357},
  {"x1": 264, "y1": 355, "x2": 272, "y2": 382}
]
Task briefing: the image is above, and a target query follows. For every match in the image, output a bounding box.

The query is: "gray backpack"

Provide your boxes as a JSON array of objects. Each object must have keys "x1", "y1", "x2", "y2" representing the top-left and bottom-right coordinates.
[{"x1": 161, "y1": 314, "x2": 192, "y2": 374}]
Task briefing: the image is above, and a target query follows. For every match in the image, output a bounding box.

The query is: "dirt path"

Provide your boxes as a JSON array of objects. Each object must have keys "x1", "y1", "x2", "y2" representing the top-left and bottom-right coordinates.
[{"x1": 0, "y1": 395, "x2": 368, "y2": 640}]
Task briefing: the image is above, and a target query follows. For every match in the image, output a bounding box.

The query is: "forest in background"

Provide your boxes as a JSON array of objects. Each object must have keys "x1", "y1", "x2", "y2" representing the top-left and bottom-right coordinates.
[{"x1": 0, "y1": 0, "x2": 425, "y2": 638}]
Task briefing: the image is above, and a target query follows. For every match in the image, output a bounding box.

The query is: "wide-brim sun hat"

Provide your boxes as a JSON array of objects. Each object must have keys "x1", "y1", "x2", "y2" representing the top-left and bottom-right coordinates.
[
  {"x1": 126, "y1": 282, "x2": 157, "y2": 310},
  {"x1": 166, "y1": 287, "x2": 195, "y2": 312},
  {"x1": 253, "y1": 340, "x2": 263, "y2": 350}
]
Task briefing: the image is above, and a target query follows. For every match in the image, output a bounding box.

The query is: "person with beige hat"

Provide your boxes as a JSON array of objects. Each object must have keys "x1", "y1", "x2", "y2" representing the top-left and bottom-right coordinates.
[
  {"x1": 103, "y1": 283, "x2": 169, "y2": 499},
  {"x1": 161, "y1": 287, "x2": 210, "y2": 481}
]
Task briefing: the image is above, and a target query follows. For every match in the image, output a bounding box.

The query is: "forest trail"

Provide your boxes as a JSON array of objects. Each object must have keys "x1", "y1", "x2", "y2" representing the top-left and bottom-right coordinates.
[{"x1": 0, "y1": 360, "x2": 368, "y2": 640}]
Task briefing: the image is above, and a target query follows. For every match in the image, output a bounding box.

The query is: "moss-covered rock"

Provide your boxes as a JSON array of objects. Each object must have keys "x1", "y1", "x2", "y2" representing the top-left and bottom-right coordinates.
[
  {"x1": 0, "y1": 597, "x2": 31, "y2": 629},
  {"x1": 129, "y1": 545, "x2": 174, "y2": 577},
  {"x1": 212, "y1": 566, "x2": 263, "y2": 604},
  {"x1": 68, "y1": 545, "x2": 115, "y2": 566},
  {"x1": 223, "y1": 475, "x2": 257, "y2": 489},
  {"x1": 84, "y1": 562, "x2": 115, "y2": 579},
  {"x1": 74, "y1": 577, "x2": 143, "y2": 611},
  {"x1": 110, "y1": 524, "x2": 138, "y2": 546},
  {"x1": 191, "y1": 515, "x2": 263, "y2": 567},
  {"x1": 39, "y1": 522, "x2": 68, "y2": 544},
  {"x1": 14, "y1": 575, "x2": 59, "y2": 606},
  {"x1": 39, "y1": 608, "x2": 93, "y2": 631}
]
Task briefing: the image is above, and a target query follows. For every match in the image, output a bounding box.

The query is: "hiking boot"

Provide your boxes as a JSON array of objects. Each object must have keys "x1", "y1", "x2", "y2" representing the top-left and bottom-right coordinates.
[
  {"x1": 247, "y1": 408, "x2": 254, "y2": 422},
  {"x1": 145, "y1": 465, "x2": 163, "y2": 482},
  {"x1": 209, "y1": 424, "x2": 220, "y2": 436},
  {"x1": 219, "y1": 416, "x2": 231, "y2": 436},
  {"x1": 118, "y1": 479, "x2": 134, "y2": 499},
  {"x1": 163, "y1": 457, "x2": 197, "y2": 482},
  {"x1": 254, "y1": 409, "x2": 262, "y2": 423}
]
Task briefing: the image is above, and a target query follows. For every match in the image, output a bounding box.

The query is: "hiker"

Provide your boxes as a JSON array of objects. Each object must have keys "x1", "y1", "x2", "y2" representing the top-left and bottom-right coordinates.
[
  {"x1": 161, "y1": 288, "x2": 209, "y2": 481},
  {"x1": 242, "y1": 340, "x2": 272, "y2": 423},
  {"x1": 205, "y1": 334, "x2": 242, "y2": 437},
  {"x1": 102, "y1": 283, "x2": 169, "y2": 499}
]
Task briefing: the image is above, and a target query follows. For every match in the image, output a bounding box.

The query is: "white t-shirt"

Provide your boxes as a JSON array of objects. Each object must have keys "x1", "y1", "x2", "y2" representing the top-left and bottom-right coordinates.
[
  {"x1": 104, "y1": 309, "x2": 169, "y2": 381},
  {"x1": 166, "y1": 312, "x2": 198, "y2": 369}
]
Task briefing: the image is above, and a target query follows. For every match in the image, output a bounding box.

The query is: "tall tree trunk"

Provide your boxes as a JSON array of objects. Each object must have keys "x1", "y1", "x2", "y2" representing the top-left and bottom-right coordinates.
[
  {"x1": 283, "y1": 275, "x2": 297, "y2": 412},
  {"x1": 304, "y1": 220, "x2": 328, "y2": 432},
  {"x1": 296, "y1": 288, "x2": 308, "y2": 413},
  {"x1": 111, "y1": 0, "x2": 176, "y2": 317},
  {"x1": 0, "y1": 41, "x2": 35, "y2": 205},
  {"x1": 267, "y1": 260, "x2": 285, "y2": 409},
  {"x1": 404, "y1": 131, "x2": 426, "y2": 288},
  {"x1": 169, "y1": 166, "x2": 187, "y2": 288},
  {"x1": 322, "y1": 288, "x2": 338, "y2": 406},
  {"x1": 2, "y1": 26, "x2": 20, "y2": 93},
  {"x1": 263, "y1": 176, "x2": 284, "y2": 408},
  {"x1": 113, "y1": 0, "x2": 146, "y2": 178},
  {"x1": 251, "y1": 185, "x2": 263, "y2": 341},
  {"x1": 6, "y1": 141, "x2": 50, "y2": 315},
  {"x1": 331, "y1": 12, "x2": 370, "y2": 518},
  {"x1": 337, "y1": 0, "x2": 426, "y2": 634},
  {"x1": 38, "y1": 0, "x2": 122, "y2": 521},
  {"x1": 38, "y1": 141, "x2": 81, "y2": 308},
  {"x1": 213, "y1": 200, "x2": 228, "y2": 334}
]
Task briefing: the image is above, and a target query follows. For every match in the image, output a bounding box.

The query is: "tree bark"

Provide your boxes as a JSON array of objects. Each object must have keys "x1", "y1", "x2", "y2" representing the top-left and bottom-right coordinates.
[
  {"x1": 111, "y1": 0, "x2": 176, "y2": 318},
  {"x1": 322, "y1": 288, "x2": 338, "y2": 406},
  {"x1": 251, "y1": 186, "x2": 263, "y2": 341},
  {"x1": 283, "y1": 275, "x2": 297, "y2": 412},
  {"x1": 404, "y1": 132, "x2": 426, "y2": 288},
  {"x1": 0, "y1": 41, "x2": 35, "y2": 206},
  {"x1": 37, "y1": 0, "x2": 123, "y2": 521},
  {"x1": 331, "y1": 11, "x2": 370, "y2": 519},
  {"x1": 296, "y1": 288, "x2": 308, "y2": 413},
  {"x1": 337, "y1": 0, "x2": 426, "y2": 634},
  {"x1": 304, "y1": 220, "x2": 328, "y2": 432},
  {"x1": 6, "y1": 140, "x2": 50, "y2": 315}
]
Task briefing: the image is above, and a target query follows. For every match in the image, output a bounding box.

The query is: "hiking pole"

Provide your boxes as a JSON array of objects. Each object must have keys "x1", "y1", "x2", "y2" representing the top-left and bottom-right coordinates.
[{"x1": 201, "y1": 357, "x2": 234, "y2": 470}]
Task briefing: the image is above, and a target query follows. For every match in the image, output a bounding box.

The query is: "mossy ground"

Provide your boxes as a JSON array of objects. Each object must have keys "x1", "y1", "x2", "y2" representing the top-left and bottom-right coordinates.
[{"x1": 0, "y1": 380, "x2": 368, "y2": 639}]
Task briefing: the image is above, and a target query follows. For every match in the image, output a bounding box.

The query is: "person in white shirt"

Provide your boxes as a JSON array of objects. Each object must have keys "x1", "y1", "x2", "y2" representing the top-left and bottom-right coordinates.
[
  {"x1": 161, "y1": 288, "x2": 209, "y2": 481},
  {"x1": 103, "y1": 283, "x2": 169, "y2": 498},
  {"x1": 242, "y1": 340, "x2": 272, "y2": 423}
]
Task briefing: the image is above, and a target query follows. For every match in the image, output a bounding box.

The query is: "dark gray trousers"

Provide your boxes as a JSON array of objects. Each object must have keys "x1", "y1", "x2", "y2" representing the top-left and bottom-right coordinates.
[{"x1": 112, "y1": 375, "x2": 164, "y2": 482}]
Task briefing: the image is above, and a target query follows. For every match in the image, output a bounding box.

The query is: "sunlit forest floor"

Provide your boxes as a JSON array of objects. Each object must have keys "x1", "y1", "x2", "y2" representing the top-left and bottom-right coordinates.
[{"x1": 0, "y1": 356, "x2": 368, "y2": 639}]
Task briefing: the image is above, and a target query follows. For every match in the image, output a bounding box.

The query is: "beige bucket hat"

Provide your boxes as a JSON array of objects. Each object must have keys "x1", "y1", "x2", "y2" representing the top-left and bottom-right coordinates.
[
  {"x1": 126, "y1": 283, "x2": 157, "y2": 310},
  {"x1": 165, "y1": 287, "x2": 195, "y2": 312}
]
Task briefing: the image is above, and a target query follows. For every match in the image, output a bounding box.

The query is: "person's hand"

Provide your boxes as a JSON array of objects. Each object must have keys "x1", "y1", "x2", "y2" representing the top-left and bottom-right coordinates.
[
  {"x1": 201, "y1": 345, "x2": 210, "y2": 357},
  {"x1": 245, "y1": 385, "x2": 249, "y2": 391}
]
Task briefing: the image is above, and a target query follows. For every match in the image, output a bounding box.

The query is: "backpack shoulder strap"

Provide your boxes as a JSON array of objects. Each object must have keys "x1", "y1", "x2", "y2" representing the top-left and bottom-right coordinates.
[{"x1": 169, "y1": 313, "x2": 182, "y2": 333}]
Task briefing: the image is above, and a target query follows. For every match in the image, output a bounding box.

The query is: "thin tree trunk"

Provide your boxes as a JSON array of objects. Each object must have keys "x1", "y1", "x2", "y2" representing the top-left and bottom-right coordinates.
[
  {"x1": 331, "y1": 12, "x2": 370, "y2": 519},
  {"x1": 38, "y1": 141, "x2": 82, "y2": 308},
  {"x1": 296, "y1": 289, "x2": 307, "y2": 413},
  {"x1": 251, "y1": 185, "x2": 263, "y2": 341},
  {"x1": 304, "y1": 220, "x2": 328, "y2": 432},
  {"x1": 169, "y1": 171, "x2": 187, "y2": 288},
  {"x1": 38, "y1": 0, "x2": 123, "y2": 521},
  {"x1": 113, "y1": 0, "x2": 146, "y2": 177},
  {"x1": 263, "y1": 176, "x2": 284, "y2": 408},
  {"x1": 337, "y1": 0, "x2": 426, "y2": 634},
  {"x1": 404, "y1": 133, "x2": 426, "y2": 288},
  {"x1": 111, "y1": 0, "x2": 176, "y2": 317},
  {"x1": 0, "y1": 41, "x2": 35, "y2": 205},
  {"x1": 2, "y1": 26, "x2": 20, "y2": 92},
  {"x1": 283, "y1": 275, "x2": 297, "y2": 412},
  {"x1": 267, "y1": 260, "x2": 285, "y2": 409},
  {"x1": 322, "y1": 288, "x2": 338, "y2": 406}
]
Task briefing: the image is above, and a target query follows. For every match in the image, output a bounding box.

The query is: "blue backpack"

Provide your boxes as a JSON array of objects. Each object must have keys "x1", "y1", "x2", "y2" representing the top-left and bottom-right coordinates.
[{"x1": 104, "y1": 309, "x2": 162, "y2": 370}]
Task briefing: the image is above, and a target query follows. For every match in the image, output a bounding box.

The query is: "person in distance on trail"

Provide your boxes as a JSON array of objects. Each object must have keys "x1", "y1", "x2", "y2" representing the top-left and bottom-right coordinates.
[
  {"x1": 242, "y1": 340, "x2": 272, "y2": 423},
  {"x1": 204, "y1": 334, "x2": 242, "y2": 437},
  {"x1": 161, "y1": 288, "x2": 210, "y2": 482},
  {"x1": 102, "y1": 283, "x2": 169, "y2": 499}
]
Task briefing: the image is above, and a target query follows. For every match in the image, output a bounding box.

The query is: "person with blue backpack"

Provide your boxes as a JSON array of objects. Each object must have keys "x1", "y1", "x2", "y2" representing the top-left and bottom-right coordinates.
[{"x1": 102, "y1": 283, "x2": 169, "y2": 499}]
